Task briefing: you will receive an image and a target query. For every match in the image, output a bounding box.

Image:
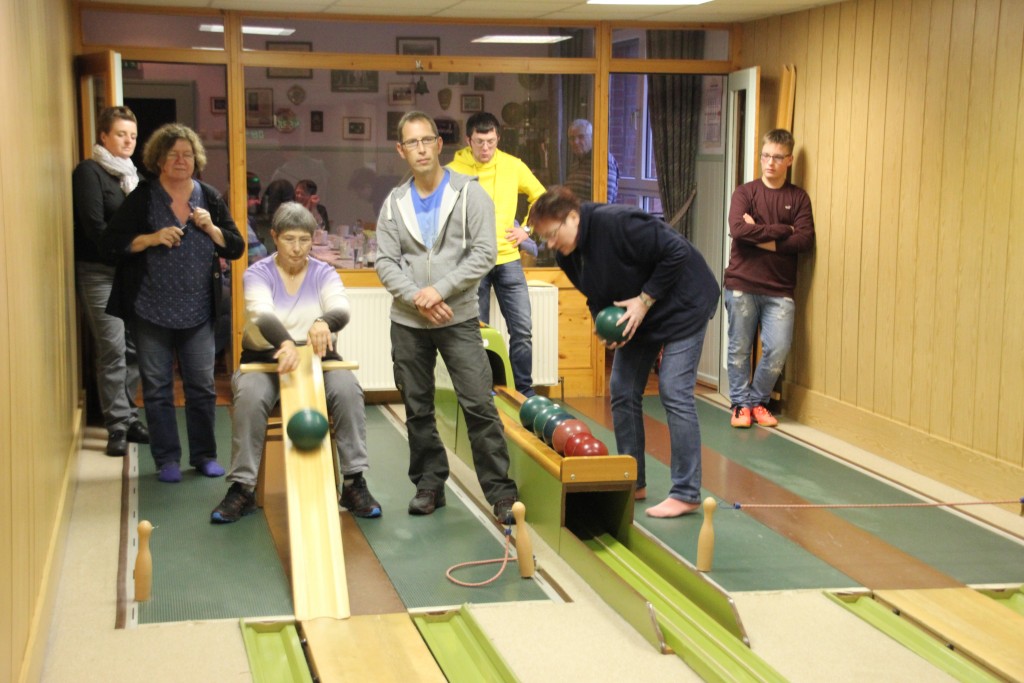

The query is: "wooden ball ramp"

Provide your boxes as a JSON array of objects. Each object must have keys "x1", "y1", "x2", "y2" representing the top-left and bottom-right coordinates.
[{"x1": 240, "y1": 346, "x2": 446, "y2": 682}]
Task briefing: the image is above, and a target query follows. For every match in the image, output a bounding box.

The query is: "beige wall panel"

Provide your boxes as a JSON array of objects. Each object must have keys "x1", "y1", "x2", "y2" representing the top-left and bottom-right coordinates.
[
  {"x1": 797, "y1": 8, "x2": 826, "y2": 392},
  {"x1": 929, "y1": 0, "x2": 975, "y2": 439},
  {"x1": 743, "y1": 0, "x2": 1024, "y2": 478},
  {"x1": 996, "y1": 14, "x2": 1024, "y2": 466},
  {"x1": 839, "y1": 0, "x2": 873, "y2": 406},
  {"x1": 855, "y1": 0, "x2": 893, "y2": 412},
  {"x1": 974, "y1": 0, "x2": 1022, "y2": 458},
  {"x1": 872, "y1": 0, "x2": 912, "y2": 417},
  {"x1": 890, "y1": 0, "x2": 931, "y2": 426},
  {"x1": 951, "y1": 0, "x2": 998, "y2": 447},
  {"x1": 1, "y1": 0, "x2": 78, "y2": 680},
  {"x1": 909, "y1": 0, "x2": 952, "y2": 431},
  {"x1": 817, "y1": 4, "x2": 842, "y2": 398}
]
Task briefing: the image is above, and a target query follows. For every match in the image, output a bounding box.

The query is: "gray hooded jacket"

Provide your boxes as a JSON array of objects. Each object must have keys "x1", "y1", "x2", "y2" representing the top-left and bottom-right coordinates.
[{"x1": 375, "y1": 170, "x2": 496, "y2": 329}]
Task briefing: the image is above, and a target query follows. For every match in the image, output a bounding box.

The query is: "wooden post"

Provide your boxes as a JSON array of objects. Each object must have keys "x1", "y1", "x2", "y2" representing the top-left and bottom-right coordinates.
[
  {"x1": 135, "y1": 520, "x2": 153, "y2": 602},
  {"x1": 512, "y1": 502, "x2": 535, "y2": 578}
]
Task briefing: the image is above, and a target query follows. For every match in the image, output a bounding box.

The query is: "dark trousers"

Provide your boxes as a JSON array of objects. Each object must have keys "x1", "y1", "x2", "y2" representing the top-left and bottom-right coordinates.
[{"x1": 390, "y1": 319, "x2": 517, "y2": 504}]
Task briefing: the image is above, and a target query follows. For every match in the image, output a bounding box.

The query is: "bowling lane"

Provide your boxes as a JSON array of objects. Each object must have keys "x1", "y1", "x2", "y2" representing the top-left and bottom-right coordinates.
[{"x1": 567, "y1": 396, "x2": 1024, "y2": 591}]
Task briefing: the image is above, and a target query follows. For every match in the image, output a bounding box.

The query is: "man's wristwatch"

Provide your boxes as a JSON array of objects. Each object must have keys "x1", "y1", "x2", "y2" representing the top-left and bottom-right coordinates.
[{"x1": 639, "y1": 292, "x2": 655, "y2": 309}]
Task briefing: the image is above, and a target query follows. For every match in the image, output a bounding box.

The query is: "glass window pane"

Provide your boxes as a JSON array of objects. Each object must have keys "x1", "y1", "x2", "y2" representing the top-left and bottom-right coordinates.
[
  {"x1": 81, "y1": 10, "x2": 224, "y2": 50},
  {"x1": 611, "y1": 28, "x2": 729, "y2": 60},
  {"x1": 244, "y1": 66, "x2": 589, "y2": 268},
  {"x1": 241, "y1": 18, "x2": 593, "y2": 58}
]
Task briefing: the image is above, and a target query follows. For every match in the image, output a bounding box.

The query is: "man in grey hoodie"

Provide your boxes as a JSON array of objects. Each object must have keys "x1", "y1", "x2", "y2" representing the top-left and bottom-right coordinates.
[{"x1": 375, "y1": 111, "x2": 519, "y2": 524}]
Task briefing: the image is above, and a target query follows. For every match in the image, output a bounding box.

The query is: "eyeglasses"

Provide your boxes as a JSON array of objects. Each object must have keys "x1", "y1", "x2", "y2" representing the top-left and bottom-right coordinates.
[
  {"x1": 760, "y1": 153, "x2": 790, "y2": 163},
  {"x1": 536, "y1": 221, "x2": 564, "y2": 243},
  {"x1": 167, "y1": 152, "x2": 195, "y2": 161},
  {"x1": 470, "y1": 137, "x2": 498, "y2": 148},
  {"x1": 400, "y1": 135, "x2": 438, "y2": 150}
]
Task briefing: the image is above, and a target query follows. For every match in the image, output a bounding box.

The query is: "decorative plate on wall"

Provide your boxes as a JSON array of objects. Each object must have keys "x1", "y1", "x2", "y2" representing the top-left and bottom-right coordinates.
[
  {"x1": 287, "y1": 85, "x2": 306, "y2": 105},
  {"x1": 501, "y1": 101, "x2": 523, "y2": 126},
  {"x1": 274, "y1": 108, "x2": 300, "y2": 133},
  {"x1": 517, "y1": 73, "x2": 545, "y2": 90}
]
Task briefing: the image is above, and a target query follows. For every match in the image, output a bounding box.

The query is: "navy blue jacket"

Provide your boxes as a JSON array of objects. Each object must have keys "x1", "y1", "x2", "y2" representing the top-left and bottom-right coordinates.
[{"x1": 556, "y1": 203, "x2": 719, "y2": 345}]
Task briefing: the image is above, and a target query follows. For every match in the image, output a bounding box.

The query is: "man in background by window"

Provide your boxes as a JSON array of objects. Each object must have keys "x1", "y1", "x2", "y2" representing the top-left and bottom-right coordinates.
[
  {"x1": 448, "y1": 111, "x2": 546, "y2": 397},
  {"x1": 565, "y1": 118, "x2": 619, "y2": 203},
  {"x1": 724, "y1": 128, "x2": 815, "y2": 429}
]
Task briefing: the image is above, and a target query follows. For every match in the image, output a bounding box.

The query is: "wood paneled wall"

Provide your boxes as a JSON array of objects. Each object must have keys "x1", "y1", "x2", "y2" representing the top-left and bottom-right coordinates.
[
  {"x1": 1, "y1": 0, "x2": 81, "y2": 681},
  {"x1": 741, "y1": 0, "x2": 1024, "y2": 478}
]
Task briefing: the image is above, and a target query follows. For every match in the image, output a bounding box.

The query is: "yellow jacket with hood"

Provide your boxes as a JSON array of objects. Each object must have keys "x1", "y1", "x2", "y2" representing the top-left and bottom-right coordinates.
[{"x1": 448, "y1": 146, "x2": 546, "y2": 266}]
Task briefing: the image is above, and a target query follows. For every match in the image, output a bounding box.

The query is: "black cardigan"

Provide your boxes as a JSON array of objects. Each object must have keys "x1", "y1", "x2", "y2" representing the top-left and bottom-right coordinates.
[
  {"x1": 103, "y1": 179, "x2": 245, "y2": 322},
  {"x1": 556, "y1": 202, "x2": 720, "y2": 345}
]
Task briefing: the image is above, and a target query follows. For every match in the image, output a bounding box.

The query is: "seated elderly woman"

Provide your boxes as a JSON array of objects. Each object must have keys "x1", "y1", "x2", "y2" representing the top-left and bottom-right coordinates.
[{"x1": 211, "y1": 201, "x2": 381, "y2": 523}]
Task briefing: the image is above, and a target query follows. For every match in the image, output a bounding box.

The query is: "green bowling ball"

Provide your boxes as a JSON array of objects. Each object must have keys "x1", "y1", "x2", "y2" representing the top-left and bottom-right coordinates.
[
  {"x1": 595, "y1": 306, "x2": 629, "y2": 343},
  {"x1": 532, "y1": 403, "x2": 564, "y2": 437},
  {"x1": 287, "y1": 408, "x2": 329, "y2": 451},
  {"x1": 519, "y1": 395, "x2": 553, "y2": 428},
  {"x1": 542, "y1": 411, "x2": 575, "y2": 445}
]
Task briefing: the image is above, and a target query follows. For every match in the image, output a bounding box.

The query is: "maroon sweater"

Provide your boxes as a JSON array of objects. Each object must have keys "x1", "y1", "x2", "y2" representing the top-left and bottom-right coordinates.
[{"x1": 723, "y1": 179, "x2": 815, "y2": 298}]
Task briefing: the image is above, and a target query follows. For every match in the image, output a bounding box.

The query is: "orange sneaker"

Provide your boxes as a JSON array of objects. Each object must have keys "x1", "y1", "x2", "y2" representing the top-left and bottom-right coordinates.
[
  {"x1": 731, "y1": 406, "x2": 752, "y2": 428},
  {"x1": 752, "y1": 405, "x2": 778, "y2": 427}
]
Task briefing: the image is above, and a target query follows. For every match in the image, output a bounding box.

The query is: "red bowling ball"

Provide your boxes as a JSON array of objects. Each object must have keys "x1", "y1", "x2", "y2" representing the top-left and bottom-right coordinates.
[
  {"x1": 552, "y1": 419, "x2": 591, "y2": 454},
  {"x1": 564, "y1": 433, "x2": 608, "y2": 457}
]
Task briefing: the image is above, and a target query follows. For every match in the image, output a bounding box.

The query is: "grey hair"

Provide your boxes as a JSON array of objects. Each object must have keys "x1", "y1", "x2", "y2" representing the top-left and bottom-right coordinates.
[
  {"x1": 271, "y1": 201, "x2": 317, "y2": 236},
  {"x1": 568, "y1": 119, "x2": 593, "y2": 136}
]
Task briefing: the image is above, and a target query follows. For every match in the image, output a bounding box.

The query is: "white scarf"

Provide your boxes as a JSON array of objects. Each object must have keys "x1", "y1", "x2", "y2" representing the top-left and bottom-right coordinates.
[{"x1": 91, "y1": 143, "x2": 139, "y2": 195}]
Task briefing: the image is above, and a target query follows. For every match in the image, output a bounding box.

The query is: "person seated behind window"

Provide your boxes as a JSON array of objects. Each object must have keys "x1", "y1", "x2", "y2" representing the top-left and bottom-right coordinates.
[{"x1": 295, "y1": 178, "x2": 330, "y2": 233}]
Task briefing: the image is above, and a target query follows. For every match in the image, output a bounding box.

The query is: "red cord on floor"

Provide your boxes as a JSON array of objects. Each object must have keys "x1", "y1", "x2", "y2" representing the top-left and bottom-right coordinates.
[{"x1": 445, "y1": 526, "x2": 521, "y2": 587}]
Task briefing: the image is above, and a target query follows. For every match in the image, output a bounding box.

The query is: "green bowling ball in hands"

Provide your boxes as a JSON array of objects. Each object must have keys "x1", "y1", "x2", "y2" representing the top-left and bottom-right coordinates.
[{"x1": 595, "y1": 306, "x2": 629, "y2": 343}]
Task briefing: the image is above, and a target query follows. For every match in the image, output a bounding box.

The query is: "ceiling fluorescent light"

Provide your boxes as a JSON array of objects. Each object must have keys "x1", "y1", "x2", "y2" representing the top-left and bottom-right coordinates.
[
  {"x1": 472, "y1": 35, "x2": 572, "y2": 44},
  {"x1": 199, "y1": 24, "x2": 296, "y2": 36},
  {"x1": 588, "y1": 0, "x2": 711, "y2": 5}
]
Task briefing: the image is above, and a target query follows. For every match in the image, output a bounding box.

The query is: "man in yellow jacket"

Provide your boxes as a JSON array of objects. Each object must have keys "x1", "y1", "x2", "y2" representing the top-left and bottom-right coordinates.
[{"x1": 448, "y1": 112, "x2": 546, "y2": 397}]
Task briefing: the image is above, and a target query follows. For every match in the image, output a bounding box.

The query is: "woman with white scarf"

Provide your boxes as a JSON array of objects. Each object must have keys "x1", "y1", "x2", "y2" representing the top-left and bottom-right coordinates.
[{"x1": 72, "y1": 106, "x2": 149, "y2": 456}]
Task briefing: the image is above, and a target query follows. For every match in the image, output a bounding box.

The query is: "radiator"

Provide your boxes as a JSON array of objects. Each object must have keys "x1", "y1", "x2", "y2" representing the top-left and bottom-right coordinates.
[
  {"x1": 487, "y1": 280, "x2": 559, "y2": 386},
  {"x1": 336, "y1": 288, "x2": 396, "y2": 391}
]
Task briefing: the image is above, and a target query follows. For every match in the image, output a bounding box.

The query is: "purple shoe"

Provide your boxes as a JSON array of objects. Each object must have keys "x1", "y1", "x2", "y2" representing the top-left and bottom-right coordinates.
[
  {"x1": 158, "y1": 462, "x2": 182, "y2": 483},
  {"x1": 196, "y1": 459, "x2": 225, "y2": 478}
]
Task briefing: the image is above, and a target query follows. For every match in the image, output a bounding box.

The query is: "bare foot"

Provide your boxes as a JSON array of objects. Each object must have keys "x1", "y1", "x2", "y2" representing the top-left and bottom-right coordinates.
[
  {"x1": 645, "y1": 498, "x2": 700, "y2": 518},
  {"x1": 634, "y1": 487, "x2": 647, "y2": 501}
]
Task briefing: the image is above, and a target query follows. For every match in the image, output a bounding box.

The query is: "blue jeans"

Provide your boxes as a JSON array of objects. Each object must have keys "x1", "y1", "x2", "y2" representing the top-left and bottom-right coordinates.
[
  {"x1": 609, "y1": 323, "x2": 708, "y2": 502},
  {"x1": 477, "y1": 260, "x2": 534, "y2": 396},
  {"x1": 390, "y1": 319, "x2": 517, "y2": 505},
  {"x1": 76, "y1": 262, "x2": 140, "y2": 433},
  {"x1": 724, "y1": 289, "x2": 795, "y2": 408},
  {"x1": 132, "y1": 317, "x2": 218, "y2": 469}
]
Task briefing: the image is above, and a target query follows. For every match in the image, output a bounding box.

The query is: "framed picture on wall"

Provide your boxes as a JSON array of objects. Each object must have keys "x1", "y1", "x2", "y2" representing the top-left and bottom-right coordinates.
[
  {"x1": 387, "y1": 83, "x2": 415, "y2": 106},
  {"x1": 331, "y1": 70, "x2": 379, "y2": 93},
  {"x1": 461, "y1": 94, "x2": 484, "y2": 113},
  {"x1": 244, "y1": 88, "x2": 274, "y2": 128},
  {"x1": 310, "y1": 110, "x2": 324, "y2": 133},
  {"x1": 266, "y1": 41, "x2": 313, "y2": 79},
  {"x1": 386, "y1": 111, "x2": 403, "y2": 141},
  {"x1": 342, "y1": 117, "x2": 371, "y2": 141},
  {"x1": 448, "y1": 72, "x2": 469, "y2": 86},
  {"x1": 472, "y1": 75, "x2": 495, "y2": 92},
  {"x1": 396, "y1": 37, "x2": 440, "y2": 57},
  {"x1": 209, "y1": 97, "x2": 227, "y2": 115}
]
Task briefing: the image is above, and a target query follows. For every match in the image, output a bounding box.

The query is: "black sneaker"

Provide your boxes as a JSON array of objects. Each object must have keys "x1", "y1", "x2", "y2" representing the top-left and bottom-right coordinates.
[
  {"x1": 408, "y1": 488, "x2": 446, "y2": 515},
  {"x1": 340, "y1": 476, "x2": 382, "y2": 518},
  {"x1": 106, "y1": 430, "x2": 128, "y2": 457},
  {"x1": 210, "y1": 482, "x2": 256, "y2": 524},
  {"x1": 492, "y1": 497, "x2": 517, "y2": 525},
  {"x1": 126, "y1": 421, "x2": 150, "y2": 444}
]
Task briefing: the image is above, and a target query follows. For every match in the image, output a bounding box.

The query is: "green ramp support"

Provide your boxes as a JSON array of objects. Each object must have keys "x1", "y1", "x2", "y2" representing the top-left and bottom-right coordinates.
[
  {"x1": 826, "y1": 592, "x2": 1001, "y2": 683},
  {"x1": 583, "y1": 532, "x2": 786, "y2": 683},
  {"x1": 979, "y1": 585, "x2": 1024, "y2": 617},
  {"x1": 412, "y1": 605, "x2": 519, "y2": 683},
  {"x1": 240, "y1": 619, "x2": 313, "y2": 683}
]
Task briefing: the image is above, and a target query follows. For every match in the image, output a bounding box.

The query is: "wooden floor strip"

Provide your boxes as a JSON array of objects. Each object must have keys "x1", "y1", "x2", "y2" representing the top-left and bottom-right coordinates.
[
  {"x1": 568, "y1": 396, "x2": 961, "y2": 590},
  {"x1": 873, "y1": 588, "x2": 1024, "y2": 681}
]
